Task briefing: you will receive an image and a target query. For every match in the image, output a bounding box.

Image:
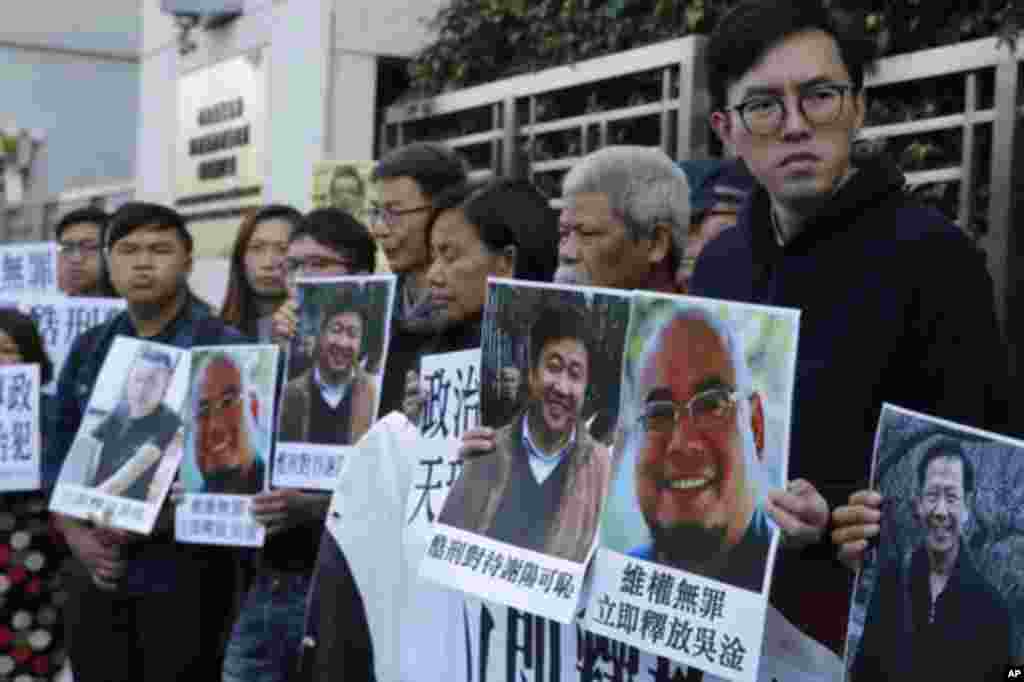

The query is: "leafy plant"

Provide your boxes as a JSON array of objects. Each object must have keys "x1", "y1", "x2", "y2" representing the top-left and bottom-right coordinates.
[{"x1": 410, "y1": 0, "x2": 1023, "y2": 95}]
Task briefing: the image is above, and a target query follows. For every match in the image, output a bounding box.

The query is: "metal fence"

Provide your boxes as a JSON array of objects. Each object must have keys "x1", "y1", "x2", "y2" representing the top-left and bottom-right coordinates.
[{"x1": 382, "y1": 34, "x2": 1024, "y2": 370}]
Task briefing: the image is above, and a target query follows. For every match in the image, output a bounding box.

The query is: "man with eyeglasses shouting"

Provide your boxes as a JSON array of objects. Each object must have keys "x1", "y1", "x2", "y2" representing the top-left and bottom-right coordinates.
[
  {"x1": 55, "y1": 207, "x2": 115, "y2": 297},
  {"x1": 691, "y1": 0, "x2": 1009, "y2": 652},
  {"x1": 630, "y1": 308, "x2": 775, "y2": 593}
]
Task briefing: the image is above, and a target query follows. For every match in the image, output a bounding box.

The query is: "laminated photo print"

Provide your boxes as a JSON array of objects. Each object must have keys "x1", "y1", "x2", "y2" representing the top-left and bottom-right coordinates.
[
  {"x1": 586, "y1": 293, "x2": 799, "y2": 682},
  {"x1": 422, "y1": 278, "x2": 632, "y2": 624},
  {"x1": 274, "y1": 274, "x2": 396, "y2": 490},
  {"x1": 844, "y1": 404, "x2": 1022, "y2": 681},
  {"x1": 50, "y1": 336, "x2": 189, "y2": 534},
  {"x1": 175, "y1": 344, "x2": 280, "y2": 547}
]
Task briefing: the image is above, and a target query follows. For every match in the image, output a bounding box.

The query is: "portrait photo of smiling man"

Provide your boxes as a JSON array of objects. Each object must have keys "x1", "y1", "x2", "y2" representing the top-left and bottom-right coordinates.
[
  {"x1": 439, "y1": 300, "x2": 614, "y2": 564},
  {"x1": 183, "y1": 347, "x2": 280, "y2": 496},
  {"x1": 598, "y1": 294, "x2": 799, "y2": 600},
  {"x1": 278, "y1": 278, "x2": 394, "y2": 452},
  {"x1": 279, "y1": 294, "x2": 377, "y2": 447},
  {"x1": 845, "y1": 408, "x2": 1016, "y2": 682}
]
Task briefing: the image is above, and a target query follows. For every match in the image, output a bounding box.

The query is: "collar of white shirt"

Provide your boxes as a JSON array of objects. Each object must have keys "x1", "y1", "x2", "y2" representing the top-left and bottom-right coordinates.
[
  {"x1": 521, "y1": 413, "x2": 576, "y2": 485},
  {"x1": 314, "y1": 366, "x2": 351, "y2": 409}
]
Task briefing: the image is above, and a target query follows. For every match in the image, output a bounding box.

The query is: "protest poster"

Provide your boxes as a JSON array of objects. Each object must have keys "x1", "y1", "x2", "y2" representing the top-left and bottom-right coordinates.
[
  {"x1": 0, "y1": 295, "x2": 126, "y2": 393},
  {"x1": 0, "y1": 364, "x2": 40, "y2": 492},
  {"x1": 422, "y1": 279, "x2": 632, "y2": 624},
  {"x1": 175, "y1": 345, "x2": 280, "y2": 547},
  {"x1": 316, "y1": 396, "x2": 840, "y2": 682},
  {"x1": 586, "y1": 293, "x2": 799, "y2": 682},
  {"x1": 310, "y1": 160, "x2": 389, "y2": 273},
  {"x1": 311, "y1": 160, "x2": 378, "y2": 224},
  {"x1": 0, "y1": 242, "x2": 58, "y2": 296},
  {"x1": 844, "y1": 404, "x2": 1023, "y2": 681},
  {"x1": 419, "y1": 349, "x2": 482, "y2": 442},
  {"x1": 274, "y1": 274, "x2": 396, "y2": 490},
  {"x1": 50, "y1": 337, "x2": 189, "y2": 534}
]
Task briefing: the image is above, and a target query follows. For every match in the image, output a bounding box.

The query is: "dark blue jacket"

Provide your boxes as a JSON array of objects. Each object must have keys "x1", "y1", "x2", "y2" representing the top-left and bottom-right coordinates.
[
  {"x1": 690, "y1": 157, "x2": 1009, "y2": 646},
  {"x1": 851, "y1": 545, "x2": 1011, "y2": 681},
  {"x1": 50, "y1": 291, "x2": 245, "y2": 595}
]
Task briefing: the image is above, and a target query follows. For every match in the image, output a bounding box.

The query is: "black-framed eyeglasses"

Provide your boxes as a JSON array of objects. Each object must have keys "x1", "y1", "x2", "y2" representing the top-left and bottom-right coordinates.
[
  {"x1": 196, "y1": 389, "x2": 242, "y2": 420},
  {"x1": 57, "y1": 241, "x2": 102, "y2": 257},
  {"x1": 639, "y1": 387, "x2": 743, "y2": 434},
  {"x1": 367, "y1": 204, "x2": 432, "y2": 226},
  {"x1": 284, "y1": 256, "x2": 355, "y2": 275},
  {"x1": 730, "y1": 82, "x2": 854, "y2": 137}
]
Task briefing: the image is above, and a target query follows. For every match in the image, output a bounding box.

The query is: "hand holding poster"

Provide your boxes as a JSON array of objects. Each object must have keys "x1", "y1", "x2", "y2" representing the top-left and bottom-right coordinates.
[
  {"x1": 0, "y1": 363, "x2": 40, "y2": 492},
  {"x1": 175, "y1": 344, "x2": 280, "y2": 547},
  {"x1": 422, "y1": 279, "x2": 632, "y2": 624},
  {"x1": 274, "y1": 274, "x2": 396, "y2": 490},
  {"x1": 844, "y1": 405, "x2": 1022, "y2": 681},
  {"x1": 586, "y1": 293, "x2": 799, "y2": 682},
  {"x1": 49, "y1": 337, "x2": 189, "y2": 534},
  {"x1": 0, "y1": 242, "x2": 58, "y2": 296}
]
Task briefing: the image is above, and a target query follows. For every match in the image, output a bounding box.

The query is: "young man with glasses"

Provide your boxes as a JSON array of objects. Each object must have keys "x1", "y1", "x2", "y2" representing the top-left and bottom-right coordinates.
[
  {"x1": 629, "y1": 308, "x2": 774, "y2": 593},
  {"x1": 691, "y1": 0, "x2": 1009, "y2": 651},
  {"x1": 238, "y1": 206, "x2": 374, "y2": 682},
  {"x1": 51, "y1": 202, "x2": 245, "y2": 682},
  {"x1": 55, "y1": 207, "x2": 115, "y2": 297},
  {"x1": 368, "y1": 142, "x2": 468, "y2": 415},
  {"x1": 270, "y1": 207, "x2": 375, "y2": 379}
]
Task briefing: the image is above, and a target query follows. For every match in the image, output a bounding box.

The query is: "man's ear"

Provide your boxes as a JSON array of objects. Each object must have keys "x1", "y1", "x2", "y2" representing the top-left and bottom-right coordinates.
[
  {"x1": 495, "y1": 245, "x2": 517, "y2": 278},
  {"x1": 749, "y1": 392, "x2": 765, "y2": 459},
  {"x1": 710, "y1": 110, "x2": 735, "y2": 151},
  {"x1": 852, "y1": 89, "x2": 867, "y2": 132},
  {"x1": 647, "y1": 223, "x2": 673, "y2": 266}
]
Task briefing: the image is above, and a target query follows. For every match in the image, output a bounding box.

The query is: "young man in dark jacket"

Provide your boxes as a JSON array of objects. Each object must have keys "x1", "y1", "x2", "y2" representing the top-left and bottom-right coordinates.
[
  {"x1": 691, "y1": 0, "x2": 1009, "y2": 653},
  {"x1": 51, "y1": 202, "x2": 245, "y2": 682}
]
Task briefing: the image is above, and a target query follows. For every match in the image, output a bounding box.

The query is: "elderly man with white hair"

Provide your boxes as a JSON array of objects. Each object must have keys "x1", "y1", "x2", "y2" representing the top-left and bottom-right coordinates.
[{"x1": 556, "y1": 145, "x2": 690, "y2": 291}]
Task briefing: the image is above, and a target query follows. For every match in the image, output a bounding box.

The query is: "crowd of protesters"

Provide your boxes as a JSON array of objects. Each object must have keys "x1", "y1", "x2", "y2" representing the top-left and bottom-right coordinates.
[{"x1": 1, "y1": 1, "x2": 1013, "y2": 680}]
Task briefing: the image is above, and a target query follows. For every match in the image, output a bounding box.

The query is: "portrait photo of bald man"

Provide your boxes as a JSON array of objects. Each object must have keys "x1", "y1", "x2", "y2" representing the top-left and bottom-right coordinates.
[{"x1": 600, "y1": 294, "x2": 799, "y2": 594}]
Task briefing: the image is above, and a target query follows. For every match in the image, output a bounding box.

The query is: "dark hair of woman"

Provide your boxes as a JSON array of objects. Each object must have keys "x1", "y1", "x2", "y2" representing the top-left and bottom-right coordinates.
[
  {"x1": 220, "y1": 205, "x2": 304, "y2": 338},
  {"x1": 0, "y1": 308, "x2": 53, "y2": 384}
]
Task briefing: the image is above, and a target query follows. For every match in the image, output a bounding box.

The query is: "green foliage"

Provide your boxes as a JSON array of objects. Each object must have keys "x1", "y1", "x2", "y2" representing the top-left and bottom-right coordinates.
[
  {"x1": 0, "y1": 133, "x2": 16, "y2": 158},
  {"x1": 410, "y1": 0, "x2": 727, "y2": 94},
  {"x1": 410, "y1": 0, "x2": 1024, "y2": 95}
]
